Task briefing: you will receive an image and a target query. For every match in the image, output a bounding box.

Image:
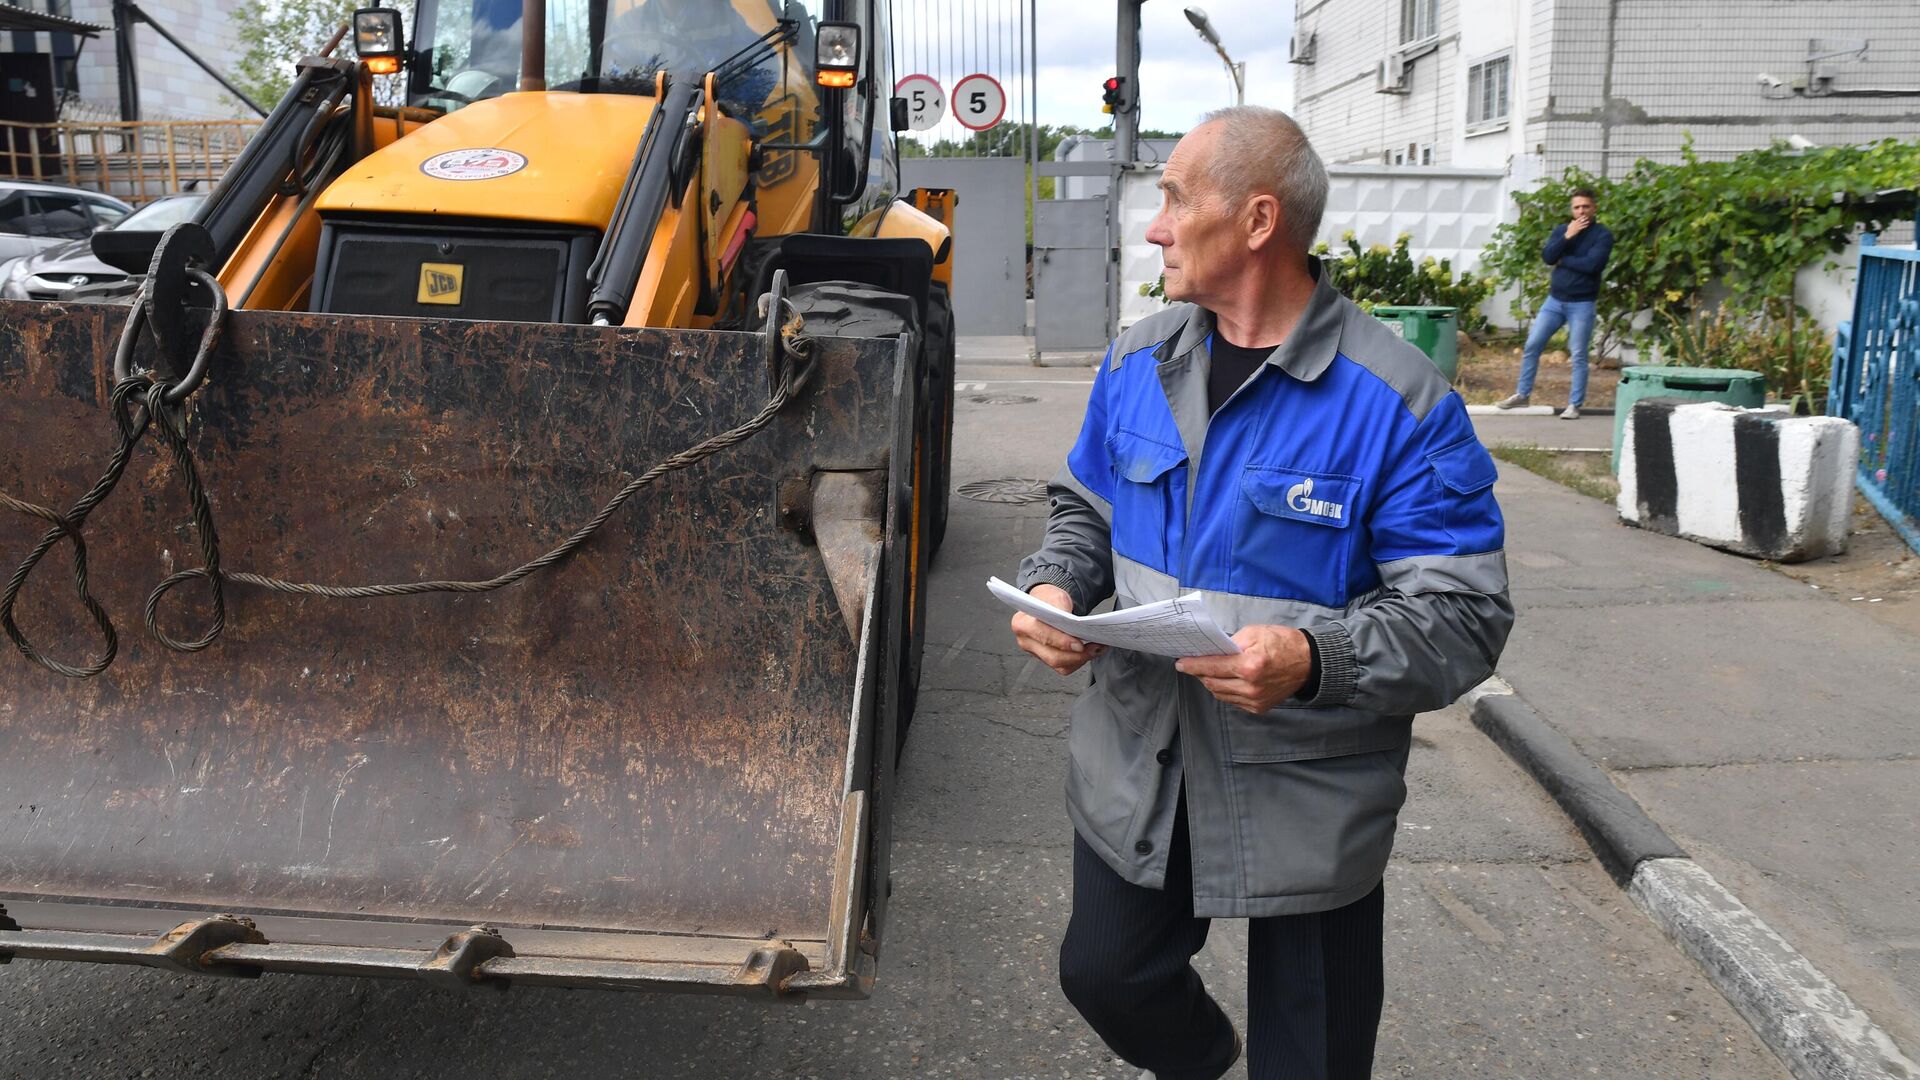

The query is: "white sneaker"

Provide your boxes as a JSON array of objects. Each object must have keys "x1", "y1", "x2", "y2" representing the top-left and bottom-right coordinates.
[
  {"x1": 1496, "y1": 393, "x2": 1529, "y2": 409},
  {"x1": 1559, "y1": 404, "x2": 1581, "y2": 419}
]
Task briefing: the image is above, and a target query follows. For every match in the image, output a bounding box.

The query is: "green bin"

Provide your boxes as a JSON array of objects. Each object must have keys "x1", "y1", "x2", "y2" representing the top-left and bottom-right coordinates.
[
  {"x1": 1612, "y1": 365, "x2": 1767, "y2": 472},
  {"x1": 1373, "y1": 306, "x2": 1458, "y2": 382}
]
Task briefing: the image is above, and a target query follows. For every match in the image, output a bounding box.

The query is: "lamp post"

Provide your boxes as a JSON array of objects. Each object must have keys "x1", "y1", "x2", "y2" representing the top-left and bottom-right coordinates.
[{"x1": 1182, "y1": 6, "x2": 1244, "y2": 105}]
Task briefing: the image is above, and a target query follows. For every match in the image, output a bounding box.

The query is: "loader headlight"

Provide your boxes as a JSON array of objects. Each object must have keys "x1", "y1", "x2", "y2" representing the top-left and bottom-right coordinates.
[
  {"x1": 816, "y1": 22, "x2": 860, "y2": 89},
  {"x1": 353, "y1": 7, "x2": 406, "y2": 76}
]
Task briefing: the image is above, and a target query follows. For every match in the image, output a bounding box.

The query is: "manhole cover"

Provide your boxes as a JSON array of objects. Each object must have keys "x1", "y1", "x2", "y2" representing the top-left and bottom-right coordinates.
[
  {"x1": 958, "y1": 478, "x2": 1049, "y2": 504},
  {"x1": 969, "y1": 393, "x2": 1038, "y2": 405}
]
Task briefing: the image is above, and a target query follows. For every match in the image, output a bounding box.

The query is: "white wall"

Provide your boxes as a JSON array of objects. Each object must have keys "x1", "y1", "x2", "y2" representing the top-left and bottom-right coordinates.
[
  {"x1": 1450, "y1": 0, "x2": 1531, "y2": 170},
  {"x1": 1525, "y1": 0, "x2": 1920, "y2": 177},
  {"x1": 1292, "y1": 0, "x2": 1463, "y2": 166},
  {"x1": 69, "y1": 0, "x2": 247, "y2": 119},
  {"x1": 1116, "y1": 162, "x2": 1514, "y2": 332}
]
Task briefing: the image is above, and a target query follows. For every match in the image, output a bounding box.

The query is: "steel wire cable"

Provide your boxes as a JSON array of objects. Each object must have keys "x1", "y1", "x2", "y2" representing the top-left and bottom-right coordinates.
[{"x1": 1, "y1": 282, "x2": 814, "y2": 680}]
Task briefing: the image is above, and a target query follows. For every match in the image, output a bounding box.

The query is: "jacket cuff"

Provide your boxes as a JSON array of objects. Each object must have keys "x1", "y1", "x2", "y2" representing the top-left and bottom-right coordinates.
[
  {"x1": 1300, "y1": 623, "x2": 1358, "y2": 707},
  {"x1": 1016, "y1": 563, "x2": 1082, "y2": 614}
]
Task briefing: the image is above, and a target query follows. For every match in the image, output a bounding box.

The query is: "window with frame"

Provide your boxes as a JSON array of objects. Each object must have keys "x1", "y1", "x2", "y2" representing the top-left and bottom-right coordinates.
[
  {"x1": 23, "y1": 194, "x2": 93, "y2": 239},
  {"x1": 0, "y1": 191, "x2": 29, "y2": 236},
  {"x1": 1467, "y1": 53, "x2": 1511, "y2": 128},
  {"x1": 1401, "y1": 0, "x2": 1436, "y2": 43},
  {"x1": 83, "y1": 196, "x2": 128, "y2": 229}
]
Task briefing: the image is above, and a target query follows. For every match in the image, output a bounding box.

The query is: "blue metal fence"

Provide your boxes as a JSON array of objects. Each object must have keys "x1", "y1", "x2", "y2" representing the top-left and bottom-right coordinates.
[{"x1": 1830, "y1": 236, "x2": 1920, "y2": 556}]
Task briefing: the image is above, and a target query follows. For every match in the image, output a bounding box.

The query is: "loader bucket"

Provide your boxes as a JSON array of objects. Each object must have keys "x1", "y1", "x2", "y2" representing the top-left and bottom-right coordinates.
[{"x1": 0, "y1": 299, "x2": 919, "y2": 997}]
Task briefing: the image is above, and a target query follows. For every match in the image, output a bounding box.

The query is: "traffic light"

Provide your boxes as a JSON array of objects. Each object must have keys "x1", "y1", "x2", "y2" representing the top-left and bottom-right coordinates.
[{"x1": 1102, "y1": 75, "x2": 1126, "y2": 114}]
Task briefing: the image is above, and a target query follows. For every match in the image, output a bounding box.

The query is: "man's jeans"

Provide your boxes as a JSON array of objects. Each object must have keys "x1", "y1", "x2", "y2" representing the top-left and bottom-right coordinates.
[{"x1": 1516, "y1": 296, "x2": 1597, "y2": 407}]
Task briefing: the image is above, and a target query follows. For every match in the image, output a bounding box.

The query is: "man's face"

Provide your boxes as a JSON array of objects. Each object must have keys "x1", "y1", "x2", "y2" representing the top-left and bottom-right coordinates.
[
  {"x1": 1143, "y1": 124, "x2": 1245, "y2": 306},
  {"x1": 1570, "y1": 196, "x2": 1596, "y2": 221}
]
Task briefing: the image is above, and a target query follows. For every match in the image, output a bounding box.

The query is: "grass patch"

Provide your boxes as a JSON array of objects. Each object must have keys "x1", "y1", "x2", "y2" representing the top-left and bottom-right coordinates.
[{"x1": 1491, "y1": 445, "x2": 1620, "y2": 502}]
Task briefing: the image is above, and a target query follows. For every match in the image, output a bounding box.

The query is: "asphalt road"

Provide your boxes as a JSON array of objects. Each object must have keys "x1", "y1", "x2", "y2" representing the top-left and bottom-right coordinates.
[{"x1": 0, "y1": 354, "x2": 1785, "y2": 1079}]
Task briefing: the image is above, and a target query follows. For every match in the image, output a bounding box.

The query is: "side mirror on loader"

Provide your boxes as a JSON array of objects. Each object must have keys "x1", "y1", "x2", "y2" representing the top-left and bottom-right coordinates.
[
  {"x1": 889, "y1": 96, "x2": 911, "y2": 132},
  {"x1": 352, "y1": 7, "x2": 406, "y2": 75},
  {"x1": 816, "y1": 21, "x2": 861, "y2": 88}
]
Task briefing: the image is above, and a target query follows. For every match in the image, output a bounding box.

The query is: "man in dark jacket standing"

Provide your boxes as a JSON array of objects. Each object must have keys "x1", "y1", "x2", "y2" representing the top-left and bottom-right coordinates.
[
  {"x1": 1009, "y1": 106, "x2": 1513, "y2": 1080},
  {"x1": 1498, "y1": 187, "x2": 1613, "y2": 418}
]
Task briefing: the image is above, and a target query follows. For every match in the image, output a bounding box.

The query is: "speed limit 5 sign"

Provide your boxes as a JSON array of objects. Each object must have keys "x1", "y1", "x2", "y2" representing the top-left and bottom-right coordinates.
[
  {"x1": 895, "y1": 74, "x2": 945, "y2": 132},
  {"x1": 951, "y1": 73, "x2": 1006, "y2": 131}
]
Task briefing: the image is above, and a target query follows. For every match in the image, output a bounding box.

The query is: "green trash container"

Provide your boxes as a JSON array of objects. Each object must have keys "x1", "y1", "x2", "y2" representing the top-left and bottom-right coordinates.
[
  {"x1": 1612, "y1": 365, "x2": 1767, "y2": 472},
  {"x1": 1373, "y1": 306, "x2": 1458, "y2": 382}
]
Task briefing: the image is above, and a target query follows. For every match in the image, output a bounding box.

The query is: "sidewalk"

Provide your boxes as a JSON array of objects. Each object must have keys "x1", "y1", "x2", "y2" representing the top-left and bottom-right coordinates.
[{"x1": 1487, "y1": 457, "x2": 1920, "y2": 1070}]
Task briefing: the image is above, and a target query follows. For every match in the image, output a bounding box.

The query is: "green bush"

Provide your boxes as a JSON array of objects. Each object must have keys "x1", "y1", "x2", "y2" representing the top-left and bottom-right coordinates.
[
  {"x1": 1481, "y1": 137, "x2": 1920, "y2": 398},
  {"x1": 1313, "y1": 233, "x2": 1494, "y2": 332},
  {"x1": 1663, "y1": 305, "x2": 1834, "y2": 406},
  {"x1": 1139, "y1": 234, "x2": 1494, "y2": 333}
]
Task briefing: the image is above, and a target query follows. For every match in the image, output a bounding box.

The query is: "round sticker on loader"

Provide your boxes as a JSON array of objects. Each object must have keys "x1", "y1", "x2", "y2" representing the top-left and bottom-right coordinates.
[{"x1": 421, "y1": 148, "x2": 528, "y2": 181}]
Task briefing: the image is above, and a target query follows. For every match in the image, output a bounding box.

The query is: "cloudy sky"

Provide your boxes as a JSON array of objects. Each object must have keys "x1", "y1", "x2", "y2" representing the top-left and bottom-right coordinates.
[{"x1": 892, "y1": 0, "x2": 1297, "y2": 141}]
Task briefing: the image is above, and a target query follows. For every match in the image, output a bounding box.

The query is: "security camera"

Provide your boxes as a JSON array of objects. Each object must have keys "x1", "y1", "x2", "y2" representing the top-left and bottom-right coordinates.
[{"x1": 1756, "y1": 73, "x2": 1783, "y2": 89}]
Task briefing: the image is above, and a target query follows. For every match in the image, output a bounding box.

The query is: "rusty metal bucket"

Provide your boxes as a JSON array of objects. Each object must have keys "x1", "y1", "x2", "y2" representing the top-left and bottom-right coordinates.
[{"x1": 0, "y1": 299, "x2": 918, "y2": 996}]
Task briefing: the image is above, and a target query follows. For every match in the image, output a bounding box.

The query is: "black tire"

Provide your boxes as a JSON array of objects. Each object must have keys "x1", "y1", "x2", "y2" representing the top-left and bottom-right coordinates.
[{"x1": 925, "y1": 283, "x2": 956, "y2": 556}]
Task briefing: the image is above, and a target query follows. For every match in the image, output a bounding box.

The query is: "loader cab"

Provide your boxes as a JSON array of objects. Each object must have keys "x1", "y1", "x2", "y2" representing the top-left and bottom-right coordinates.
[{"x1": 404, "y1": 0, "x2": 896, "y2": 235}]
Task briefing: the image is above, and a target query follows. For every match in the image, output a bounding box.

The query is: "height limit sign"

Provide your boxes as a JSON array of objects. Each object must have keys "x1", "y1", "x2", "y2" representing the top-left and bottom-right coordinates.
[
  {"x1": 895, "y1": 74, "x2": 945, "y2": 131},
  {"x1": 952, "y1": 73, "x2": 1006, "y2": 131}
]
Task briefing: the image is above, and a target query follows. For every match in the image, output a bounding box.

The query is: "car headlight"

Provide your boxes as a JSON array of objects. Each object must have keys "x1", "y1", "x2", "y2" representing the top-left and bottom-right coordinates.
[{"x1": 2, "y1": 258, "x2": 25, "y2": 284}]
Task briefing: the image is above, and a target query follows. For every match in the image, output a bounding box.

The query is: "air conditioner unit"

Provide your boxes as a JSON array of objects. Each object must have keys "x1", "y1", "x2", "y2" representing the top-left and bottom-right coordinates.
[
  {"x1": 1375, "y1": 53, "x2": 1409, "y2": 94},
  {"x1": 1289, "y1": 31, "x2": 1317, "y2": 65}
]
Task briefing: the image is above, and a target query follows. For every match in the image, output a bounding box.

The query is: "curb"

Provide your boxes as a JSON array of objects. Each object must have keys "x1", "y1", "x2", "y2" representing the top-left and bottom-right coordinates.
[
  {"x1": 1465, "y1": 682, "x2": 1683, "y2": 884},
  {"x1": 1464, "y1": 679, "x2": 1919, "y2": 1080}
]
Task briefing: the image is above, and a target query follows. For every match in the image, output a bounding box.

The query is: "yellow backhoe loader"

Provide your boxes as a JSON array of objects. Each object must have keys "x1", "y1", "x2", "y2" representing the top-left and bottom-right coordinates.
[{"x1": 0, "y1": 0, "x2": 958, "y2": 999}]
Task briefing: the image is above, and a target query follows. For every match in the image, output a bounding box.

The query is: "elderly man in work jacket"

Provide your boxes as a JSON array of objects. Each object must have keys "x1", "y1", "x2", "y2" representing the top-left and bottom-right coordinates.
[{"x1": 1010, "y1": 106, "x2": 1513, "y2": 1080}]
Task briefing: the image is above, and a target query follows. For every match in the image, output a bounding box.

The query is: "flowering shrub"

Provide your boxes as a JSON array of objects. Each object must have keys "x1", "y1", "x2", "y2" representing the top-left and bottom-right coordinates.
[{"x1": 1314, "y1": 232, "x2": 1494, "y2": 332}]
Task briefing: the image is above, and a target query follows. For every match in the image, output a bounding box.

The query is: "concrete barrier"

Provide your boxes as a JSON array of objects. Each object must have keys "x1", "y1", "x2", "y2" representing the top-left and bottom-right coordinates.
[{"x1": 1618, "y1": 400, "x2": 1859, "y2": 562}]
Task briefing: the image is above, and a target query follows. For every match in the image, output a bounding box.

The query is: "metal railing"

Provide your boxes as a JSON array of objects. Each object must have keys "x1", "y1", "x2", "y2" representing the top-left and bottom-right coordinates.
[
  {"x1": 1829, "y1": 235, "x2": 1920, "y2": 555},
  {"x1": 1, "y1": 119, "x2": 260, "y2": 204}
]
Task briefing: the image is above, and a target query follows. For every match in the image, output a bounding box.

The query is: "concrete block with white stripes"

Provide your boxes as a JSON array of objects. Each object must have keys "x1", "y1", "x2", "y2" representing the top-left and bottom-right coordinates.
[{"x1": 1617, "y1": 400, "x2": 1859, "y2": 562}]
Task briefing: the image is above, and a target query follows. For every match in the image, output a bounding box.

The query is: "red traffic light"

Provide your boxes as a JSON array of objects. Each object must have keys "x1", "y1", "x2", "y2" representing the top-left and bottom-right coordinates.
[
  {"x1": 1102, "y1": 75, "x2": 1126, "y2": 113},
  {"x1": 1104, "y1": 77, "x2": 1122, "y2": 91}
]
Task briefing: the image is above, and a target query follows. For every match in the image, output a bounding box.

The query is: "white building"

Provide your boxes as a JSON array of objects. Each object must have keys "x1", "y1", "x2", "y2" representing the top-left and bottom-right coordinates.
[
  {"x1": 1292, "y1": 0, "x2": 1920, "y2": 179},
  {"x1": 1, "y1": 0, "x2": 247, "y2": 123}
]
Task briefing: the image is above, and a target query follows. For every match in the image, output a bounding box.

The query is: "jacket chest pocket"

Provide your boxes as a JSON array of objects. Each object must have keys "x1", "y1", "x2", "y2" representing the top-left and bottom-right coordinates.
[
  {"x1": 1106, "y1": 430, "x2": 1188, "y2": 573},
  {"x1": 1232, "y1": 466, "x2": 1361, "y2": 606}
]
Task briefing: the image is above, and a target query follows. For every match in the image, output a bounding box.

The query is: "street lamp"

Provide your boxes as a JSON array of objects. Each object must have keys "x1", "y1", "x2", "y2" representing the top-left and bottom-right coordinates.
[{"x1": 1183, "y1": 6, "x2": 1244, "y2": 105}]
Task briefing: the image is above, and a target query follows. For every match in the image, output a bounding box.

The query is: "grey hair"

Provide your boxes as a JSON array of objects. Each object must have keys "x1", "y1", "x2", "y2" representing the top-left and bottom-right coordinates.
[{"x1": 1199, "y1": 105, "x2": 1329, "y2": 252}]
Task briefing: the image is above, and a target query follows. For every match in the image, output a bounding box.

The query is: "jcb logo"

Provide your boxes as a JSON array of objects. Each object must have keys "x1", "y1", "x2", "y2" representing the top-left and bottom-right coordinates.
[{"x1": 417, "y1": 262, "x2": 464, "y2": 305}]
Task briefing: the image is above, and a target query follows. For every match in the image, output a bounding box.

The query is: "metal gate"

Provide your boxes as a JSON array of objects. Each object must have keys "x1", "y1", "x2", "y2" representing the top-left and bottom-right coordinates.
[
  {"x1": 892, "y1": 0, "x2": 1033, "y2": 338},
  {"x1": 1830, "y1": 236, "x2": 1920, "y2": 555},
  {"x1": 1033, "y1": 195, "x2": 1109, "y2": 352},
  {"x1": 901, "y1": 157, "x2": 1027, "y2": 335}
]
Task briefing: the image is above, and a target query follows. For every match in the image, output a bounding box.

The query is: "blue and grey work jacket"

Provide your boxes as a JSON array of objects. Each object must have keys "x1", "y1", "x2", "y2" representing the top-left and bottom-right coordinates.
[{"x1": 1017, "y1": 269, "x2": 1514, "y2": 917}]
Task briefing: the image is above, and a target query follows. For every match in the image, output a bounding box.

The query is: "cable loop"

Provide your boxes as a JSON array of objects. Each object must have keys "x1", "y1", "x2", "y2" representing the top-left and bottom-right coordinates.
[{"x1": 2, "y1": 274, "x2": 812, "y2": 679}]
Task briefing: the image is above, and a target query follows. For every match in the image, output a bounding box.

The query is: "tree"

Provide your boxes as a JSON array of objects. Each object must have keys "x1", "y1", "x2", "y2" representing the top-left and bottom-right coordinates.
[{"x1": 229, "y1": 0, "x2": 416, "y2": 109}]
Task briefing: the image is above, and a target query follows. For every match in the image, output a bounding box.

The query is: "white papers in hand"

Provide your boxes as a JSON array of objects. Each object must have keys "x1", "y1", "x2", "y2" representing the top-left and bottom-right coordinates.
[{"x1": 988, "y1": 577, "x2": 1242, "y2": 658}]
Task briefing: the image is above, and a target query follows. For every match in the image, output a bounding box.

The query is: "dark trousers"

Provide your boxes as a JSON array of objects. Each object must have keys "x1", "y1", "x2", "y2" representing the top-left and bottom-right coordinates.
[{"x1": 1057, "y1": 801, "x2": 1385, "y2": 1080}]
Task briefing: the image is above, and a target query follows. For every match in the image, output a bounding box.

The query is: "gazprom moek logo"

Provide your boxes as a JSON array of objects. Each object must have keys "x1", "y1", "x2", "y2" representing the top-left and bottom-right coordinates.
[{"x1": 1286, "y1": 478, "x2": 1346, "y2": 521}]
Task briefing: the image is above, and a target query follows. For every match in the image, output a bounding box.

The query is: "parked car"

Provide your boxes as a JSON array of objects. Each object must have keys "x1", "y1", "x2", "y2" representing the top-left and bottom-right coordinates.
[
  {"x1": 1, "y1": 193, "x2": 205, "y2": 301},
  {"x1": 0, "y1": 180, "x2": 136, "y2": 267}
]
